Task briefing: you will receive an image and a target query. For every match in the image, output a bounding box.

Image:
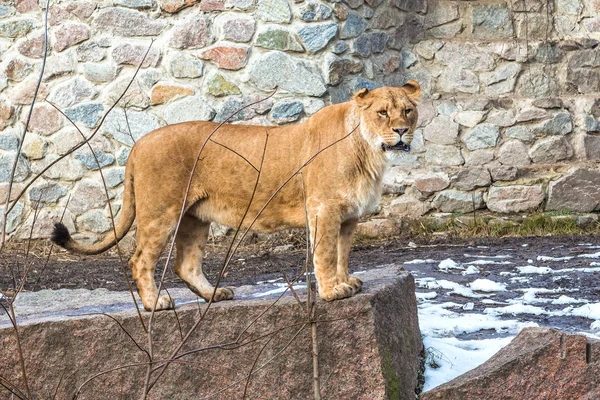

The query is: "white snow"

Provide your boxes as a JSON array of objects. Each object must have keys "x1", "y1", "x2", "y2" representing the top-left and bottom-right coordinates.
[
  {"x1": 469, "y1": 279, "x2": 507, "y2": 292},
  {"x1": 567, "y1": 303, "x2": 600, "y2": 320},
  {"x1": 516, "y1": 265, "x2": 554, "y2": 274},
  {"x1": 537, "y1": 255, "x2": 574, "y2": 262},
  {"x1": 464, "y1": 254, "x2": 512, "y2": 259},
  {"x1": 438, "y1": 259, "x2": 463, "y2": 271},
  {"x1": 405, "y1": 259, "x2": 436, "y2": 265},
  {"x1": 552, "y1": 295, "x2": 585, "y2": 305},
  {"x1": 465, "y1": 260, "x2": 512, "y2": 265},
  {"x1": 578, "y1": 251, "x2": 600, "y2": 259},
  {"x1": 417, "y1": 291, "x2": 438, "y2": 300},
  {"x1": 462, "y1": 265, "x2": 480, "y2": 275}
]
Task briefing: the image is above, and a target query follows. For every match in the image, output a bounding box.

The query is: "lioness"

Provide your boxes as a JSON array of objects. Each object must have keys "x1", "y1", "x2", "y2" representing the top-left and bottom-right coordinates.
[{"x1": 52, "y1": 82, "x2": 421, "y2": 311}]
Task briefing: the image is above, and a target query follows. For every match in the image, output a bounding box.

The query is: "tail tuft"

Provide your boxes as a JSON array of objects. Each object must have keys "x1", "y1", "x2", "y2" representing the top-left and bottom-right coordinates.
[{"x1": 51, "y1": 222, "x2": 71, "y2": 248}]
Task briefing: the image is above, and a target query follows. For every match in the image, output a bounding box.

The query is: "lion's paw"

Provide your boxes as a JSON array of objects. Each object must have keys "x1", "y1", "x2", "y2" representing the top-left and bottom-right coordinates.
[
  {"x1": 213, "y1": 287, "x2": 234, "y2": 302},
  {"x1": 320, "y1": 283, "x2": 356, "y2": 301},
  {"x1": 144, "y1": 295, "x2": 175, "y2": 311},
  {"x1": 348, "y1": 276, "x2": 363, "y2": 293}
]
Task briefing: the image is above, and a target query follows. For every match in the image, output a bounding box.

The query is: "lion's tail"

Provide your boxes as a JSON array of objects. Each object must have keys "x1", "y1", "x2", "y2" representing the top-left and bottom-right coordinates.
[{"x1": 51, "y1": 163, "x2": 136, "y2": 256}]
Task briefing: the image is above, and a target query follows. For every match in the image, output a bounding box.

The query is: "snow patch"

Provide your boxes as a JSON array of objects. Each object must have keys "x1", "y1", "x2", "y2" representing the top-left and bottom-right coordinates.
[{"x1": 469, "y1": 279, "x2": 507, "y2": 292}]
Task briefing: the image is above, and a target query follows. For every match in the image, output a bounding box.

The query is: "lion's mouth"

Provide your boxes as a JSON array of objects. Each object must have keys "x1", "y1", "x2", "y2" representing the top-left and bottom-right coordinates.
[{"x1": 381, "y1": 142, "x2": 411, "y2": 152}]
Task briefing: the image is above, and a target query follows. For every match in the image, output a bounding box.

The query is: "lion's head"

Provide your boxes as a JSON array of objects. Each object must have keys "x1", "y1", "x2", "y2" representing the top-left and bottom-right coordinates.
[{"x1": 352, "y1": 81, "x2": 421, "y2": 152}]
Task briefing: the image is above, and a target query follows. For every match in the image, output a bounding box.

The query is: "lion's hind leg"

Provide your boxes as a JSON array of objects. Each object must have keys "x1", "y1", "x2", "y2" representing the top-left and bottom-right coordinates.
[
  {"x1": 130, "y1": 221, "x2": 175, "y2": 311},
  {"x1": 337, "y1": 218, "x2": 362, "y2": 295},
  {"x1": 174, "y1": 215, "x2": 234, "y2": 302}
]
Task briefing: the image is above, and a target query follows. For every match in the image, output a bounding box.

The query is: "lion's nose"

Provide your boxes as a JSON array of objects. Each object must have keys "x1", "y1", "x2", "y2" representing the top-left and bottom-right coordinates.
[{"x1": 393, "y1": 128, "x2": 408, "y2": 135}]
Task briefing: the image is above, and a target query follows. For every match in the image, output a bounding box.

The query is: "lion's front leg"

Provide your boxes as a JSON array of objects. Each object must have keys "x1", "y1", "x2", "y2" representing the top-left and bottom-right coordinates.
[
  {"x1": 309, "y1": 212, "x2": 358, "y2": 301},
  {"x1": 337, "y1": 218, "x2": 363, "y2": 294}
]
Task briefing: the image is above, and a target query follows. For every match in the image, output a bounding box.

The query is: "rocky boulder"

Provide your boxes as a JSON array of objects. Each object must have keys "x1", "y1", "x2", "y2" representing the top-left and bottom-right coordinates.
[
  {"x1": 547, "y1": 168, "x2": 600, "y2": 212},
  {"x1": 0, "y1": 267, "x2": 423, "y2": 399},
  {"x1": 421, "y1": 327, "x2": 600, "y2": 400}
]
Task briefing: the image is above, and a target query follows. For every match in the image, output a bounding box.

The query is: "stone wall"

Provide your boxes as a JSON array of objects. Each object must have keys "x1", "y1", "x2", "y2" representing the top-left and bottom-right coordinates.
[{"x1": 1, "y1": 0, "x2": 600, "y2": 241}]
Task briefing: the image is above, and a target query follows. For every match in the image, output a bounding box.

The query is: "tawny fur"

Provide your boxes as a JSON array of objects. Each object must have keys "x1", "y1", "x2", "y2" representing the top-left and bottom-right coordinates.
[{"x1": 52, "y1": 83, "x2": 422, "y2": 311}]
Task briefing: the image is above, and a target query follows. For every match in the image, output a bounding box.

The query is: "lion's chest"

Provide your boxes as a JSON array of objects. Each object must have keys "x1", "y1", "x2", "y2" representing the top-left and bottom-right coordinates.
[{"x1": 345, "y1": 175, "x2": 383, "y2": 218}]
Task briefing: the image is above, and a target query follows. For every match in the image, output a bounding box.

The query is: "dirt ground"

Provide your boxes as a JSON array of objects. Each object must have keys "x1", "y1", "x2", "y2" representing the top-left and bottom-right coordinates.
[{"x1": 1, "y1": 233, "x2": 599, "y2": 299}]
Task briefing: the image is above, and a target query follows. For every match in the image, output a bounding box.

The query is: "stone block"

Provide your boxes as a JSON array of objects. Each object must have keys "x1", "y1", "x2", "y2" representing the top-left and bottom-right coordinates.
[
  {"x1": 257, "y1": 0, "x2": 292, "y2": 23},
  {"x1": 297, "y1": 23, "x2": 338, "y2": 54},
  {"x1": 92, "y1": 8, "x2": 166, "y2": 37},
  {"x1": 452, "y1": 167, "x2": 491, "y2": 191},
  {"x1": 433, "y1": 190, "x2": 484, "y2": 213},
  {"x1": 0, "y1": 18, "x2": 35, "y2": 38},
  {"x1": 340, "y1": 12, "x2": 369, "y2": 39},
  {"x1": 498, "y1": 140, "x2": 531, "y2": 166},
  {"x1": 425, "y1": 144, "x2": 464, "y2": 166},
  {"x1": 255, "y1": 26, "x2": 303, "y2": 52},
  {"x1": 196, "y1": 44, "x2": 249, "y2": 70},
  {"x1": 169, "y1": 53, "x2": 204, "y2": 79},
  {"x1": 101, "y1": 108, "x2": 161, "y2": 146},
  {"x1": 529, "y1": 136, "x2": 572, "y2": 163},
  {"x1": 270, "y1": 99, "x2": 304, "y2": 123},
  {"x1": 215, "y1": 13, "x2": 255, "y2": 42},
  {"x1": 164, "y1": 96, "x2": 215, "y2": 125},
  {"x1": 297, "y1": 2, "x2": 333, "y2": 22},
  {"x1": 113, "y1": 44, "x2": 161, "y2": 68},
  {"x1": 0, "y1": 267, "x2": 423, "y2": 400},
  {"x1": 150, "y1": 84, "x2": 194, "y2": 105},
  {"x1": 487, "y1": 185, "x2": 544, "y2": 213},
  {"x1": 54, "y1": 22, "x2": 89, "y2": 52},
  {"x1": 462, "y1": 124, "x2": 500, "y2": 151},
  {"x1": 471, "y1": 5, "x2": 514, "y2": 39},
  {"x1": 169, "y1": 15, "x2": 211, "y2": 50},
  {"x1": 547, "y1": 168, "x2": 600, "y2": 212},
  {"x1": 421, "y1": 328, "x2": 600, "y2": 400}
]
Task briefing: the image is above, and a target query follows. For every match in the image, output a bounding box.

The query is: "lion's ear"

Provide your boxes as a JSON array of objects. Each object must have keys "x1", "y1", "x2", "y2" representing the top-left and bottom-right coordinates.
[
  {"x1": 402, "y1": 80, "x2": 422, "y2": 103},
  {"x1": 352, "y1": 88, "x2": 371, "y2": 109}
]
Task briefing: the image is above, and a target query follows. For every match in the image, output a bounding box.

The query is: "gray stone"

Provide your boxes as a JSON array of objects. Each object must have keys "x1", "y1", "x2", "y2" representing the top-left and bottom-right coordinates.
[
  {"x1": 69, "y1": 180, "x2": 111, "y2": 214},
  {"x1": 482, "y1": 63, "x2": 522, "y2": 95},
  {"x1": 116, "y1": 147, "x2": 131, "y2": 166},
  {"x1": 547, "y1": 168, "x2": 600, "y2": 212},
  {"x1": 51, "y1": 129, "x2": 82, "y2": 155},
  {"x1": 112, "y1": 44, "x2": 161, "y2": 68},
  {"x1": 487, "y1": 185, "x2": 545, "y2": 213},
  {"x1": 585, "y1": 116, "x2": 600, "y2": 132},
  {"x1": 532, "y1": 98, "x2": 563, "y2": 109},
  {"x1": 498, "y1": 140, "x2": 531, "y2": 166},
  {"x1": 29, "y1": 181, "x2": 67, "y2": 203},
  {"x1": 370, "y1": 32, "x2": 389, "y2": 54},
  {"x1": 517, "y1": 71, "x2": 559, "y2": 97},
  {"x1": 302, "y1": 98, "x2": 326, "y2": 116},
  {"x1": 413, "y1": 172, "x2": 450, "y2": 196},
  {"x1": 567, "y1": 67, "x2": 600, "y2": 94},
  {"x1": 83, "y1": 63, "x2": 119, "y2": 83},
  {"x1": 323, "y1": 54, "x2": 363, "y2": 85},
  {"x1": 465, "y1": 149, "x2": 495, "y2": 166},
  {"x1": 485, "y1": 109, "x2": 516, "y2": 127},
  {"x1": 47, "y1": 77, "x2": 97, "y2": 108},
  {"x1": 568, "y1": 49, "x2": 600, "y2": 69},
  {"x1": 436, "y1": 42, "x2": 495, "y2": 71},
  {"x1": 471, "y1": 5, "x2": 514, "y2": 39},
  {"x1": 43, "y1": 52, "x2": 76, "y2": 82},
  {"x1": 255, "y1": 26, "x2": 304, "y2": 52},
  {"x1": 534, "y1": 43, "x2": 563, "y2": 63},
  {"x1": 43, "y1": 156, "x2": 86, "y2": 182},
  {"x1": 532, "y1": 112, "x2": 573, "y2": 136},
  {"x1": 436, "y1": 101, "x2": 458, "y2": 117},
  {"x1": 76, "y1": 209, "x2": 111, "y2": 233},
  {"x1": 402, "y1": 49, "x2": 418, "y2": 69},
  {"x1": 0, "y1": 153, "x2": 29, "y2": 183},
  {"x1": 2, "y1": 201, "x2": 23, "y2": 234},
  {"x1": 0, "y1": 132, "x2": 19, "y2": 151},
  {"x1": 105, "y1": 77, "x2": 150, "y2": 109},
  {"x1": 164, "y1": 96, "x2": 215, "y2": 125},
  {"x1": 270, "y1": 99, "x2": 304, "y2": 123},
  {"x1": 332, "y1": 41, "x2": 348, "y2": 54},
  {"x1": 74, "y1": 150, "x2": 115, "y2": 170},
  {"x1": 113, "y1": 0, "x2": 156, "y2": 9},
  {"x1": 76, "y1": 42, "x2": 107, "y2": 63},
  {"x1": 452, "y1": 167, "x2": 491, "y2": 191},
  {"x1": 92, "y1": 7, "x2": 166, "y2": 36},
  {"x1": 438, "y1": 68, "x2": 480, "y2": 94},
  {"x1": 425, "y1": 144, "x2": 464, "y2": 166},
  {"x1": 557, "y1": 0, "x2": 583, "y2": 15},
  {"x1": 340, "y1": 12, "x2": 369, "y2": 39},
  {"x1": 414, "y1": 40, "x2": 443, "y2": 60},
  {"x1": 169, "y1": 15, "x2": 211, "y2": 50},
  {"x1": 298, "y1": 2, "x2": 332, "y2": 22},
  {"x1": 463, "y1": 124, "x2": 500, "y2": 151},
  {"x1": 0, "y1": 5, "x2": 15, "y2": 19},
  {"x1": 425, "y1": 2, "x2": 459, "y2": 28},
  {"x1": 102, "y1": 109, "x2": 161, "y2": 146},
  {"x1": 352, "y1": 77, "x2": 382, "y2": 91},
  {"x1": 227, "y1": 0, "x2": 254, "y2": 9},
  {"x1": 394, "y1": 0, "x2": 427, "y2": 12},
  {"x1": 169, "y1": 53, "x2": 204, "y2": 79},
  {"x1": 423, "y1": 116, "x2": 459, "y2": 145},
  {"x1": 529, "y1": 136, "x2": 572, "y2": 163},
  {"x1": 138, "y1": 68, "x2": 163, "y2": 90},
  {"x1": 214, "y1": 95, "x2": 274, "y2": 123},
  {"x1": 249, "y1": 51, "x2": 326, "y2": 97},
  {"x1": 433, "y1": 190, "x2": 484, "y2": 213},
  {"x1": 352, "y1": 34, "x2": 372, "y2": 58},
  {"x1": 0, "y1": 18, "x2": 35, "y2": 38},
  {"x1": 215, "y1": 13, "x2": 255, "y2": 42},
  {"x1": 428, "y1": 20, "x2": 463, "y2": 39},
  {"x1": 257, "y1": 0, "x2": 292, "y2": 23},
  {"x1": 104, "y1": 167, "x2": 126, "y2": 188},
  {"x1": 455, "y1": 111, "x2": 486, "y2": 128},
  {"x1": 65, "y1": 103, "x2": 104, "y2": 129},
  {"x1": 506, "y1": 126, "x2": 534, "y2": 142},
  {"x1": 297, "y1": 23, "x2": 337, "y2": 54},
  {"x1": 516, "y1": 107, "x2": 550, "y2": 123},
  {"x1": 491, "y1": 165, "x2": 518, "y2": 181},
  {"x1": 386, "y1": 195, "x2": 432, "y2": 217}
]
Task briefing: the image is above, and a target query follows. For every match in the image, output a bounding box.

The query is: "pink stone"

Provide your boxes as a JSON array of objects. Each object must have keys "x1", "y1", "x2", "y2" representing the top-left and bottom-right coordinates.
[
  {"x1": 0, "y1": 100, "x2": 13, "y2": 130},
  {"x1": 49, "y1": 6, "x2": 70, "y2": 26},
  {"x1": 112, "y1": 44, "x2": 161, "y2": 68},
  {"x1": 159, "y1": 0, "x2": 223, "y2": 13},
  {"x1": 17, "y1": 33, "x2": 48, "y2": 59},
  {"x1": 16, "y1": 0, "x2": 38, "y2": 13},
  {"x1": 66, "y1": 1, "x2": 97, "y2": 19},
  {"x1": 169, "y1": 16, "x2": 211, "y2": 49},
  {"x1": 26, "y1": 104, "x2": 64, "y2": 136},
  {"x1": 54, "y1": 23, "x2": 90, "y2": 52},
  {"x1": 196, "y1": 45, "x2": 249, "y2": 70}
]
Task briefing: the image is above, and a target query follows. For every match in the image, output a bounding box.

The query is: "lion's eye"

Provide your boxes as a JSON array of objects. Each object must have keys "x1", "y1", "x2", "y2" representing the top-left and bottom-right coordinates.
[
  {"x1": 405, "y1": 108, "x2": 413, "y2": 116},
  {"x1": 378, "y1": 110, "x2": 388, "y2": 117}
]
